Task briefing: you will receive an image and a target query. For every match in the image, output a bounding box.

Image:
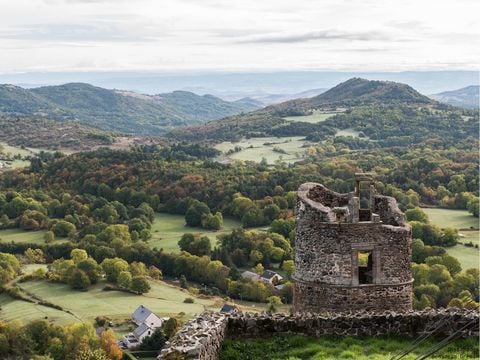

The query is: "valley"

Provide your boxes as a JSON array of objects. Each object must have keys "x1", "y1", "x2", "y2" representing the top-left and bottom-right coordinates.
[{"x1": 0, "y1": 77, "x2": 477, "y2": 359}]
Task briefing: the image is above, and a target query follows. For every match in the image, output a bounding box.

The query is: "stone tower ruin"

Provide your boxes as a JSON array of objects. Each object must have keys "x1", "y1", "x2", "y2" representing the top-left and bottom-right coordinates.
[{"x1": 293, "y1": 173, "x2": 413, "y2": 313}]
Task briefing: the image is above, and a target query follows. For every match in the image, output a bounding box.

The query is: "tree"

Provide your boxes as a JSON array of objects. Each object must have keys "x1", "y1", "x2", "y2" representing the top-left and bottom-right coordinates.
[
  {"x1": 178, "y1": 233, "x2": 211, "y2": 256},
  {"x1": 99, "y1": 329, "x2": 122, "y2": 360},
  {"x1": 252, "y1": 263, "x2": 264, "y2": 275},
  {"x1": 185, "y1": 201, "x2": 211, "y2": 227},
  {"x1": 405, "y1": 208, "x2": 429, "y2": 223},
  {"x1": 241, "y1": 207, "x2": 265, "y2": 227},
  {"x1": 148, "y1": 266, "x2": 162, "y2": 280},
  {"x1": 266, "y1": 296, "x2": 282, "y2": 313},
  {"x1": 179, "y1": 275, "x2": 188, "y2": 289},
  {"x1": 138, "y1": 328, "x2": 166, "y2": 351},
  {"x1": 101, "y1": 258, "x2": 129, "y2": 283},
  {"x1": 178, "y1": 233, "x2": 195, "y2": 252},
  {"x1": 70, "y1": 249, "x2": 88, "y2": 264},
  {"x1": 24, "y1": 248, "x2": 45, "y2": 264},
  {"x1": 117, "y1": 271, "x2": 132, "y2": 289},
  {"x1": 202, "y1": 212, "x2": 223, "y2": 230},
  {"x1": 52, "y1": 220, "x2": 76, "y2": 238},
  {"x1": 425, "y1": 254, "x2": 462, "y2": 276},
  {"x1": 130, "y1": 276, "x2": 150, "y2": 294},
  {"x1": 163, "y1": 317, "x2": 180, "y2": 339},
  {"x1": 467, "y1": 196, "x2": 479, "y2": 217},
  {"x1": 68, "y1": 269, "x2": 91, "y2": 290},
  {"x1": 44, "y1": 231, "x2": 55, "y2": 243},
  {"x1": 76, "y1": 258, "x2": 102, "y2": 284},
  {"x1": 282, "y1": 260, "x2": 294, "y2": 279}
]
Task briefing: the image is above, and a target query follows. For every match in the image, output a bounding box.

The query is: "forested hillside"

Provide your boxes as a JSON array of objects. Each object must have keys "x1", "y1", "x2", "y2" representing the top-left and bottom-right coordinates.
[
  {"x1": 170, "y1": 79, "x2": 476, "y2": 142},
  {"x1": 0, "y1": 83, "x2": 258, "y2": 135}
]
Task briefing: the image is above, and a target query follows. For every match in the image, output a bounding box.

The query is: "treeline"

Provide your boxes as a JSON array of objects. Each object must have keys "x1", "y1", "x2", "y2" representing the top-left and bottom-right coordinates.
[{"x1": 0, "y1": 319, "x2": 122, "y2": 359}]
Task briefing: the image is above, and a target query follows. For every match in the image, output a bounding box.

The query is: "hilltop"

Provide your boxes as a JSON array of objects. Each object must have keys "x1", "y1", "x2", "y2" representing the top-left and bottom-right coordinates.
[
  {"x1": 267, "y1": 77, "x2": 434, "y2": 116},
  {"x1": 0, "y1": 83, "x2": 259, "y2": 135},
  {"x1": 169, "y1": 78, "x2": 443, "y2": 141},
  {"x1": 430, "y1": 85, "x2": 479, "y2": 109}
]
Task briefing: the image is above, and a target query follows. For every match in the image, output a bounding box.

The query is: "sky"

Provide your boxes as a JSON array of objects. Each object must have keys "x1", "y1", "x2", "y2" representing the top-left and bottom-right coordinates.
[{"x1": 0, "y1": 0, "x2": 479, "y2": 73}]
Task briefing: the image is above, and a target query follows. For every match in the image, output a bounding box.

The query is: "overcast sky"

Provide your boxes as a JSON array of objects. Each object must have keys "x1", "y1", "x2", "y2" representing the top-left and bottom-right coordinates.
[{"x1": 0, "y1": 0, "x2": 479, "y2": 73}]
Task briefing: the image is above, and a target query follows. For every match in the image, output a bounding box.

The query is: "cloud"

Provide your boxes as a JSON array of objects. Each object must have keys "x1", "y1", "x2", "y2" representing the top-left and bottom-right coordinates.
[
  {"x1": 235, "y1": 29, "x2": 393, "y2": 44},
  {"x1": 0, "y1": 23, "x2": 159, "y2": 43}
]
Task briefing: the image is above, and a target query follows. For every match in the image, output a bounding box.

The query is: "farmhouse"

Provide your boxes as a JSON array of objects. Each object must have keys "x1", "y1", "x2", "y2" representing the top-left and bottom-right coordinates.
[
  {"x1": 121, "y1": 305, "x2": 167, "y2": 349},
  {"x1": 240, "y1": 269, "x2": 283, "y2": 285},
  {"x1": 260, "y1": 270, "x2": 283, "y2": 284}
]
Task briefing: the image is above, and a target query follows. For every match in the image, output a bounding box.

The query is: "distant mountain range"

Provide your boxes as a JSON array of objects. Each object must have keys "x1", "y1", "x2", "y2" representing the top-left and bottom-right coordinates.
[
  {"x1": 180, "y1": 87, "x2": 328, "y2": 105},
  {"x1": 1, "y1": 70, "x2": 477, "y2": 95},
  {"x1": 430, "y1": 85, "x2": 479, "y2": 109},
  {"x1": 0, "y1": 83, "x2": 259, "y2": 135}
]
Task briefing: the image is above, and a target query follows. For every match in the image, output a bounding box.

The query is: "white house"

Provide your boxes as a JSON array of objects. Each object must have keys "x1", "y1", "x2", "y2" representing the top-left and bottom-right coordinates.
[
  {"x1": 120, "y1": 305, "x2": 167, "y2": 349},
  {"x1": 260, "y1": 270, "x2": 283, "y2": 285},
  {"x1": 131, "y1": 305, "x2": 164, "y2": 328}
]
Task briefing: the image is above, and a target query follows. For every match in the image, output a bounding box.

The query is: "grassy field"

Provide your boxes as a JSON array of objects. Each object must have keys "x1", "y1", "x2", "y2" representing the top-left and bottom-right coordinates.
[
  {"x1": 0, "y1": 228, "x2": 69, "y2": 245},
  {"x1": 0, "y1": 275, "x2": 275, "y2": 327},
  {"x1": 0, "y1": 228, "x2": 48, "y2": 244},
  {"x1": 283, "y1": 110, "x2": 338, "y2": 124},
  {"x1": 0, "y1": 141, "x2": 36, "y2": 157},
  {"x1": 421, "y1": 208, "x2": 479, "y2": 270},
  {"x1": 16, "y1": 279, "x2": 219, "y2": 322},
  {"x1": 149, "y1": 213, "x2": 246, "y2": 252},
  {"x1": 215, "y1": 136, "x2": 311, "y2": 164},
  {"x1": 221, "y1": 335, "x2": 479, "y2": 360},
  {"x1": 422, "y1": 208, "x2": 478, "y2": 229}
]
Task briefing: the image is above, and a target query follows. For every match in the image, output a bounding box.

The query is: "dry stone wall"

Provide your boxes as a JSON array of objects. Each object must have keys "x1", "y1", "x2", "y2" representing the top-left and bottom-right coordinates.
[{"x1": 159, "y1": 309, "x2": 480, "y2": 360}]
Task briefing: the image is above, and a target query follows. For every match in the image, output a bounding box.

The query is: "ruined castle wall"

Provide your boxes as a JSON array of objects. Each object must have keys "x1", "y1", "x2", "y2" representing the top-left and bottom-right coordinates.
[
  {"x1": 294, "y1": 222, "x2": 412, "y2": 285},
  {"x1": 294, "y1": 182, "x2": 413, "y2": 313},
  {"x1": 374, "y1": 195, "x2": 407, "y2": 226},
  {"x1": 159, "y1": 310, "x2": 480, "y2": 360},
  {"x1": 159, "y1": 312, "x2": 227, "y2": 360},
  {"x1": 293, "y1": 281, "x2": 412, "y2": 313}
]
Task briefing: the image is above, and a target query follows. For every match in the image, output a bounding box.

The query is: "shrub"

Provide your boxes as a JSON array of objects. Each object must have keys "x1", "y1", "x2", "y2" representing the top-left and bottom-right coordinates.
[{"x1": 183, "y1": 297, "x2": 195, "y2": 303}]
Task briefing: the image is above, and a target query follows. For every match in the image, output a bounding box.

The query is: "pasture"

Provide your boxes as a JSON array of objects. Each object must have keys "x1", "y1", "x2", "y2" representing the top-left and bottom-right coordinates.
[
  {"x1": 0, "y1": 275, "x2": 275, "y2": 326},
  {"x1": 149, "y1": 213, "x2": 248, "y2": 252},
  {"x1": 215, "y1": 136, "x2": 311, "y2": 164},
  {"x1": 422, "y1": 208, "x2": 479, "y2": 270},
  {"x1": 422, "y1": 208, "x2": 478, "y2": 229},
  {"x1": 0, "y1": 228, "x2": 48, "y2": 244},
  {"x1": 283, "y1": 110, "x2": 338, "y2": 124}
]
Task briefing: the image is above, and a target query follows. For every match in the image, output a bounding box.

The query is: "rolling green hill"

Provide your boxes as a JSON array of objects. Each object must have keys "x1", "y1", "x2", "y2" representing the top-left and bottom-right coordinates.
[
  {"x1": 169, "y1": 78, "x2": 461, "y2": 142},
  {"x1": 0, "y1": 83, "x2": 259, "y2": 135},
  {"x1": 266, "y1": 77, "x2": 435, "y2": 116}
]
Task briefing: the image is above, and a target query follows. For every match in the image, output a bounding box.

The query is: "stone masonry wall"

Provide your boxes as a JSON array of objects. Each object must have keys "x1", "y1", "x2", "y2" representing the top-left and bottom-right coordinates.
[
  {"x1": 294, "y1": 182, "x2": 413, "y2": 313},
  {"x1": 293, "y1": 281, "x2": 412, "y2": 313},
  {"x1": 159, "y1": 309, "x2": 480, "y2": 360},
  {"x1": 159, "y1": 312, "x2": 227, "y2": 360}
]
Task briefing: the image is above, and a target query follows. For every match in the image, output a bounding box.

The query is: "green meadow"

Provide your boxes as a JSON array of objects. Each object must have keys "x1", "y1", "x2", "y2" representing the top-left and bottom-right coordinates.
[
  {"x1": 215, "y1": 136, "x2": 311, "y2": 164},
  {"x1": 149, "y1": 213, "x2": 245, "y2": 252},
  {"x1": 421, "y1": 208, "x2": 479, "y2": 270},
  {"x1": 283, "y1": 110, "x2": 338, "y2": 124},
  {"x1": 221, "y1": 335, "x2": 478, "y2": 360},
  {"x1": 0, "y1": 228, "x2": 48, "y2": 244},
  {"x1": 422, "y1": 208, "x2": 478, "y2": 229}
]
